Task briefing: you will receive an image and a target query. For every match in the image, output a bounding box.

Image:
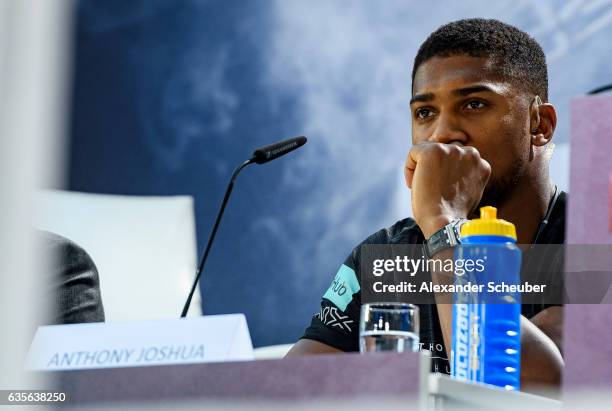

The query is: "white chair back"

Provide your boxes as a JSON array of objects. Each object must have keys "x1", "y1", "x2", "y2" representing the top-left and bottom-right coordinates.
[{"x1": 36, "y1": 190, "x2": 200, "y2": 321}]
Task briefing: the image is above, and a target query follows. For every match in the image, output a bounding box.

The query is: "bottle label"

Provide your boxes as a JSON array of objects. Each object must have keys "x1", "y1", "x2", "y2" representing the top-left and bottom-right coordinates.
[{"x1": 452, "y1": 303, "x2": 469, "y2": 380}]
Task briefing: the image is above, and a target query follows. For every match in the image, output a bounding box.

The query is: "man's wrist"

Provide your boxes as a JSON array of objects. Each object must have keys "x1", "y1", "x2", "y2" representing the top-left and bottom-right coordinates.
[
  {"x1": 422, "y1": 217, "x2": 468, "y2": 260},
  {"x1": 420, "y1": 215, "x2": 455, "y2": 239}
]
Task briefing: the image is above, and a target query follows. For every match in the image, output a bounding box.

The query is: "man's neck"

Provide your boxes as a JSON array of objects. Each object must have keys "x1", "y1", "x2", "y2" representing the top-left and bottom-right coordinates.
[{"x1": 494, "y1": 178, "x2": 555, "y2": 245}]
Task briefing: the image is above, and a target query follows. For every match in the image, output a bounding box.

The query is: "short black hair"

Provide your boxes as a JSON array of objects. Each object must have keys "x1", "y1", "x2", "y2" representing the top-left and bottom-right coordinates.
[{"x1": 412, "y1": 18, "x2": 548, "y2": 101}]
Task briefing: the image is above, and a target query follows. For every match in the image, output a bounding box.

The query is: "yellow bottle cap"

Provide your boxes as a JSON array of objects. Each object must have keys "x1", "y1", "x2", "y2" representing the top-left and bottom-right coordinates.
[{"x1": 460, "y1": 206, "x2": 517, "y2": 240}]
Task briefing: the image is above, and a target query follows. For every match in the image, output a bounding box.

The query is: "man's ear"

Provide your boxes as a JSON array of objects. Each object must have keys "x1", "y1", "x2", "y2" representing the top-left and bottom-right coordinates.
[{"x1": 530, "y1": 95, "x2": 557, "y2": 147}]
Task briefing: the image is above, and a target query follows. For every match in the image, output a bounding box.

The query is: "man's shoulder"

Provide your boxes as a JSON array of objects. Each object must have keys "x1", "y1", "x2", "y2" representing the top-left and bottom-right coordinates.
[
  {"x1": 40, "y1": 231, "x2": 98, "y2": 272},
  {"x1": 360, "y1": 218, "x2": 424, "y2": 246},
  {"x1": 38, "y1": 230, "x2": 105, "y2": 325}
]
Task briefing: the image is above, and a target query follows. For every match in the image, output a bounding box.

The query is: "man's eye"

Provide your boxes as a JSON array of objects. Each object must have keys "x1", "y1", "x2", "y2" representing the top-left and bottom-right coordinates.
[
  {"x1": 466, "y1": 100, "x2": 486, "y2": 110},
  {"x1": 415, "y1": 108, "x2": 433, "y2": 119}
]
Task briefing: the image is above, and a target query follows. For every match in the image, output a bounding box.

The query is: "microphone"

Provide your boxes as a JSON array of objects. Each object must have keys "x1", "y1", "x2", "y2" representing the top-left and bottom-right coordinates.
[
  {"x1": 180, "y1": 136, "x2": 308, "y2": 317},
  {"x1": 252, "y1": 136, "x2": 307, "y2": 164}
]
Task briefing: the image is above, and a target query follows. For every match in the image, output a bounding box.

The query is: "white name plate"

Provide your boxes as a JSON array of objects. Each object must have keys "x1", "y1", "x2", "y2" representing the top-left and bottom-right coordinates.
[{"x1": 27, "y1": 314, "x2": 253, "y2": 371}]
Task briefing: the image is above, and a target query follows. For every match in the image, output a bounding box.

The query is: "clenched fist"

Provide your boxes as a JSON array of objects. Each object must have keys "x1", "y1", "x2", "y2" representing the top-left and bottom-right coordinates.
[{"x1": 405, "y1": 142, "x2": 491, "y2": 239}]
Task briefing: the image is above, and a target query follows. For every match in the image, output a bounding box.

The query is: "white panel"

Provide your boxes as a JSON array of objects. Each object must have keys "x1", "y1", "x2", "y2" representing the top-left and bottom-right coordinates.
[{"x1": 0, "y1": 0, "x2": 73, "y2": 391}]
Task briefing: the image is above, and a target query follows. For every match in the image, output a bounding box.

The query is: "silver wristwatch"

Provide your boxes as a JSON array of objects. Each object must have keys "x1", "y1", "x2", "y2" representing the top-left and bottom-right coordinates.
[{"x1": 422, "y1": 218, "x2": 468, "y2": 259}]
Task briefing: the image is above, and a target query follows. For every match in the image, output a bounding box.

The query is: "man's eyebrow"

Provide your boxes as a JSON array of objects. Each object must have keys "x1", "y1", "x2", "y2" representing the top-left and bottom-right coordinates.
[
  {"x1": 452, "y1": 85, "x2": 499, "y2": 97},
  {"x1": 409, "y1": 93, "x2": 434, "y2": 105},
  {"x1": 410, "y1": 84, "x2": 506, "y2": 105}
]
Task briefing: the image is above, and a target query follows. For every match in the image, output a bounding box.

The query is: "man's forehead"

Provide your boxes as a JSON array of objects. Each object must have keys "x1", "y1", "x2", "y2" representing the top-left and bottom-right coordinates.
[{"x1": 412, "y1": 55, "x2": 511, "y2": 96}]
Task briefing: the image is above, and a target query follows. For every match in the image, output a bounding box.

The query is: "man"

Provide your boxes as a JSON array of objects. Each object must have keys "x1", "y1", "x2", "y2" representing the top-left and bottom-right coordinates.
[
  {"x1": 287, "y1": 18, "x2": 564, "y2": 391},
  {"x1": 40, "y1": 231, "x2": 105, "y2": 325}
]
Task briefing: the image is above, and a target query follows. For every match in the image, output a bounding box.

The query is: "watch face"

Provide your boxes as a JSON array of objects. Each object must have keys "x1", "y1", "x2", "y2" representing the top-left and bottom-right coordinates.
[
  {"x1": 424, "y1": 219, "x2": 468, "y2": 258},
  {"x1": 454, "y1": 227, "x2": 462, "y2": 242},
  {"x1": 451, "y1": 219, "x2": 467, "y2": 243}
]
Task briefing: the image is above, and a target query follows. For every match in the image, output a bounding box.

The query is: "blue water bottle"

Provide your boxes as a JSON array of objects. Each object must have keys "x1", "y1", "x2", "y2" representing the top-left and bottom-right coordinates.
[{"x1": 450, "y1": 206, "x2": 522, "y2": 390}]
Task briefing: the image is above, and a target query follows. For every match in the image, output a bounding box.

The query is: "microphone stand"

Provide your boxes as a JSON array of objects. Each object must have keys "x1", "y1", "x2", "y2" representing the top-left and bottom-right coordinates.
[
  {"x1": 179, "y1": 135, "x2": 306, "y2": 317},
  {"x1": 180, "y1": 157, "x2": 255, "y2": 317}
]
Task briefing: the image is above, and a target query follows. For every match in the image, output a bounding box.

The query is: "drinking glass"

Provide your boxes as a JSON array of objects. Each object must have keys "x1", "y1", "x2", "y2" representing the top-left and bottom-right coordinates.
[{"x1": 359, "y1": 303, "x2": 419, "y2": 353}]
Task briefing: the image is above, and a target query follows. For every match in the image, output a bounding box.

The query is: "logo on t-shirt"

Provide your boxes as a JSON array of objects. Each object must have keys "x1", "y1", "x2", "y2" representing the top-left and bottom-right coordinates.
[{"x1": 322, "y1": 264, "x2": 360, "y2": 311}]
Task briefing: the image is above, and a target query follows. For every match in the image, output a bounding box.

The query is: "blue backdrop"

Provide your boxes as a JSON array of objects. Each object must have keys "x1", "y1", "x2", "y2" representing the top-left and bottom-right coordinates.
[{"x1": 69, "y1": 0, "x2": 612, "y2": 346}]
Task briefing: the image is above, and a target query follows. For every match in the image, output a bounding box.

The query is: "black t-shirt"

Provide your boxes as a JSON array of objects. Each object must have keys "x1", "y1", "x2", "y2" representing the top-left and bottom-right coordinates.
[{"x1": 301, "y1": 192, "x2": 566, "y2": 374}]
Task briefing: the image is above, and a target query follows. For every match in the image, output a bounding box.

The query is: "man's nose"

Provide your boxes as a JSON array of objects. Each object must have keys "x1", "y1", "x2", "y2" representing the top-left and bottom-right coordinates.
[{"x1": 428, "y1": 114, "x2": 468, "y2": 145}]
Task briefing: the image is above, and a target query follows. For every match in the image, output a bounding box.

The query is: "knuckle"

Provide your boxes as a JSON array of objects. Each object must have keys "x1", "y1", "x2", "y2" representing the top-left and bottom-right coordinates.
[
  {"x1": 463, "y1": 146, "x2": 480, "y2": 158},
  {"x1": 447, "y1": 144, "x2": 462, "y2": 155},
  {"x1": 421, "y1": 143, "x2": 444, "y2": 161},
  {"x1": 428, "y1": 143, "x2": 449, "y2": 157},
  {"x1": 480, "y1": 159, "x2": 492, "y2": 176},
  {"x1": 461, "y1": 147, "x2": 481, "y2": 165}
]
